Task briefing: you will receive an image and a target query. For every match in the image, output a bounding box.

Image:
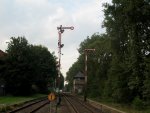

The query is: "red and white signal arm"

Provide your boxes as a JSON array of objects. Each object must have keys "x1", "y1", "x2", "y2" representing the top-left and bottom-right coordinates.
[
  {"x1": 48, "y1": 93, "x2": 56, "y2": 101},
  {"x1": 70, "y1": 26, "x2": 74, "y2": 30}
]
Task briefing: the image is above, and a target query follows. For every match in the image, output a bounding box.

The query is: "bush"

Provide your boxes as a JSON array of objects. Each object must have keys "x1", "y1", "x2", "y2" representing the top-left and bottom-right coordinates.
[{"x1": 132, "y1": 96, "x2": 144, "y2": 110}]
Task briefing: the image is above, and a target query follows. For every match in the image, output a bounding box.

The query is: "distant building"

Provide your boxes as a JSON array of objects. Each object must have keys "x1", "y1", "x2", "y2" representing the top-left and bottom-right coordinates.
[
  {"x1": 0, "y1": 49, "x2": 6, "y2": 96},
  {"x1": 0, "y1": 50, "x2": 6, "y2": 57},
  {"x1": 73, "y1": 72, "x2": 85, "y2": 94}
]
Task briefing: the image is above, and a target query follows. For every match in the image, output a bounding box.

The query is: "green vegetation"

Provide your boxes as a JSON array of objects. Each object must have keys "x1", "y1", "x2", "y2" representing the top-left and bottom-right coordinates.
[
  {"x1": 0, "y1": 94, "x2": 46, "y2": 105},
  {"x1": 0, "y1": 94, "x2": 47, "y2": 112},
  {"x1": 0, "y1": 37, "x2": 64, "y2": 96},
  {"x1": 92, "y1": 98, "x2": 150, "y2": 113},
  {"x1": 66, "y1": 0, "x2": 150, "y2": 111}
]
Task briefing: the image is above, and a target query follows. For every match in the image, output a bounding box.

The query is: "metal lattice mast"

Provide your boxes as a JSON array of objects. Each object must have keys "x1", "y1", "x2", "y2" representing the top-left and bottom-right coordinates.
[{"x1": 57, "y1": 25, "x2": 74, "y2": 90}]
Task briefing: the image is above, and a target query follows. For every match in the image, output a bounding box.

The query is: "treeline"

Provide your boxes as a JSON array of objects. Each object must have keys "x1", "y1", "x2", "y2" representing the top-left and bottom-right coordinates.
[
  {"x1": 0, "y1": 37, "x2": 59, "y2": 96},
  {"x1": 66, "y1": 0, "x2": 150, "y2": 109}
]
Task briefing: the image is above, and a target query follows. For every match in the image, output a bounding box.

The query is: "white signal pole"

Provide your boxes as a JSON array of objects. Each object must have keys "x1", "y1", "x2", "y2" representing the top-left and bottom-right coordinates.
[{"x1": 57, "y1": 25, "x2": 74, "y2": 89}]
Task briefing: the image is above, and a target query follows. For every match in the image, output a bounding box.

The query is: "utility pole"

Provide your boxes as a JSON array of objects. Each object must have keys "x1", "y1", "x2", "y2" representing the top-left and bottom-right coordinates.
[
  {"x1": 84, "y1": 49, "x2": 95, "y2": 102},
  {"x1": 57, "y1": 25, "x2": 74, "y2": 90}
]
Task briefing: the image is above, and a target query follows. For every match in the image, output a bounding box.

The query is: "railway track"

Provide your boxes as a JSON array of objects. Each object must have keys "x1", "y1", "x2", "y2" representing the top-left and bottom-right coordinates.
[
  {"x1": 8, "y1": 97, "x2": 49, "y2": 113},
  {"x1": 63, "y1": 93, "x2": 102, "y2": 113}
]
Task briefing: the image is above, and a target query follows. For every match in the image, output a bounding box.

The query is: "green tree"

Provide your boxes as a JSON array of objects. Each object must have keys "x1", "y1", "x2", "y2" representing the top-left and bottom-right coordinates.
[
  {"x1": 66, "y1": 34, "x2": 111, "y2": 98},
  {"x1": 5, "y1": 37, "x2": 33, "y2": 95},
  {"x1": 29, "y1": 45, "x2": 57, "y2": 93},
  {"x1": 1, "y1": 37, "x2": 57, "y2": 96},
  {"x1": 103, "y1": 0, "x2": 150, "y2": 103}
]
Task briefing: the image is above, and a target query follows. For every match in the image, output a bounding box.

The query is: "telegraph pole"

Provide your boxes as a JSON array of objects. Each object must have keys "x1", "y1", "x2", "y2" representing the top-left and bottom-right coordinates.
[
  {"x1": 57, "y1": 25, "x2": 74, "y2": 90},
  {"x1": 84, "y1": 49, "x2": 95, "y2": 102}
]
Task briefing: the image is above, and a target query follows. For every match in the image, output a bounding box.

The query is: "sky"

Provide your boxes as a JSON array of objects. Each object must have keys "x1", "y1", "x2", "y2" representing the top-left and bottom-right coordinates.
[{"x1": 0, "y1": 0, "x2": 111, "y2": 78}]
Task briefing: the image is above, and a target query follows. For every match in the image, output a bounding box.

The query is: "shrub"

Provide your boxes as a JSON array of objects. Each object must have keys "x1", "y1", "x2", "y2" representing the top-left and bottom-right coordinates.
[{"x1": 132, "y1": 96, "x2": 144, "y2": 110}]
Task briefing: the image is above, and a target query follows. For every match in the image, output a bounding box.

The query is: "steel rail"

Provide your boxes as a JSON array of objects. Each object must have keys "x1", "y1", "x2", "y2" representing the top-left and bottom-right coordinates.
[
  {"x1": 63, "y1": 94, "x2": 80, "y2": 113},
  {"x1": 30, "y1": 101, "x2": 49, "y2": 113},
  {"x1": 71, "y1": 95, "x2": 102, "y2": 113},
  {"x1": 62, "y1": 93, "x2": 102, "y2": 113},
  {"x1": 69, "y1": 95, "x2": 95, "y2": 113},
  {"x1": 8, "y1": 98, "x2": 48, "y2": 113}
]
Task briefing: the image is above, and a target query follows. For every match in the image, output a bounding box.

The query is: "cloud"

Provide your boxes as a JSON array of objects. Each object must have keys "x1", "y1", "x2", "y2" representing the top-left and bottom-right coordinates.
[
  {"x1": 58, "y1": 0, "x2": 111, "y2": 76},
  {"x1": 0, "y1": 0, "x2": 111, "y2": 77}
]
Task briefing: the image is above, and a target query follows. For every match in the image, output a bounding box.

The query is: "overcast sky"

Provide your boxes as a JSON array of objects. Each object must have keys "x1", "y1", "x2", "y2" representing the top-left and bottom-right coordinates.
[{"x1": 0, "y1": 0, "x2": 111, "y2": 78}]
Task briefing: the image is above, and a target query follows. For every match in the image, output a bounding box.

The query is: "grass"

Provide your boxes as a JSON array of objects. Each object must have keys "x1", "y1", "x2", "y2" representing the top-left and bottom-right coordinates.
[
  {"x1": 0, "y1": 94, "x2": 47, "y2": 112},
  {"x1": 0, "y1": 94, "x2": 47, "y2": 105},
  {"x1": 101, "y1": 101, "x2": 150, "y2": 113},
  {"x1": 90, "y1": 97, "x2": 150, "y2": 113}
]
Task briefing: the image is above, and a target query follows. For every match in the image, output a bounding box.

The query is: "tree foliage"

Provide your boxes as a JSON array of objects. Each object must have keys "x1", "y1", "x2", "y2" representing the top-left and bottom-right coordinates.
[
  {"x1": 66, "y1": 0, "x2": 150, "y2": 108},
  {"x1": 103, "y1": 0, "x2": 150, "y2": 104},
  {"x1": 0, "y1": 37, "x2": 58, "y2": 96},
  {"x1": 66, "y1": 34, "x2": 112, "y2": 96}
]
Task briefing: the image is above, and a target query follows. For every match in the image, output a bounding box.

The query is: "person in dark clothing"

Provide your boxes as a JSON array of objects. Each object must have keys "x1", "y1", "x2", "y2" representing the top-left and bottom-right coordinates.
[{"x1": 57, "y1": 94, "x2": 61, "y2": 106}]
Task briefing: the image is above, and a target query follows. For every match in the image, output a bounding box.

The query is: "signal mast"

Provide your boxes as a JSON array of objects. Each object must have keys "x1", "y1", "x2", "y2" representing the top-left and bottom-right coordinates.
[{"x1": 57, "y1": 25, "x2": 74, "y2": 90}]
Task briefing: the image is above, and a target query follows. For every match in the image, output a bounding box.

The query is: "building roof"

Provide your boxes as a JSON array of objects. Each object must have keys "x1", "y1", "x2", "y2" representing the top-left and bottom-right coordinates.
[
  {"x1": 74, "y1": 72, "x2": 84, "y2": 79},
  {"x1": 0, "y1": 50, "x2": 6, "y2": 57}
]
